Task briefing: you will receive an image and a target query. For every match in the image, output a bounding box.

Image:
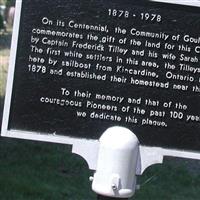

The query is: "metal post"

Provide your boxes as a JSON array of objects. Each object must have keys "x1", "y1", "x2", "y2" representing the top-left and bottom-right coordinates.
[
  {"x1": 92, "y1": 127, "x2": 139, "y2": 199},
  {"x1": 97, "y1": 195, "x2": 128, "y2": 200}
]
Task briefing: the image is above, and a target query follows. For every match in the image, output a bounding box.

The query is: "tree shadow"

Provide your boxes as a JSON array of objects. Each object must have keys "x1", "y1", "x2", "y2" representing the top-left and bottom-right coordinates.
[
  {"x1": 0, "y1": 31, "x2": 12, "y2": 49},
  {"x1": 0, "y1": 95, "x2": 5, "y2": 133}
]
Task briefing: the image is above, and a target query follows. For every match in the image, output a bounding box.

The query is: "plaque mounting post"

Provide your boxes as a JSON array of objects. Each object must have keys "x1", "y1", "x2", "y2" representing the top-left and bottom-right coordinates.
[{"x1": 90, "y1": 127, "x2": 139, "y2": 199}]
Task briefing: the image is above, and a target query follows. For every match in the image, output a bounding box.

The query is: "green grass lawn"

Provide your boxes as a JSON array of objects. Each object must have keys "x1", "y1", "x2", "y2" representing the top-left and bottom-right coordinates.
[
  {"x1": 0, "y1": 137, "x2": 199, "y2": 200},
  {"x1": 0, "y1": 138, "x2": 96, "y2": 200},
  {"x1": 0, "y1": 32, "x2": 11, "y2": 123},
  {"x1": 135, "y1": 159, "x2": 200, "y2": 200},
  {"x1": 0, "y1": 32, "x2": 11, "y2": 98}
]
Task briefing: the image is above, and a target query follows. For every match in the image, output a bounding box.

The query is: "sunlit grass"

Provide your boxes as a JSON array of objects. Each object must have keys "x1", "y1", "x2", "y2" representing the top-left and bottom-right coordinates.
[
  {"x1": 0, "y1": 56, "x2": 8, "y2": 97},
  {"x1": 0, "y1": 33, "x2": 10, "y2": 126},
  {"x1": 0, "y1": 31, "x2": 11, "y2": 98},
  {"x1": 0, "y1": 48, "x2": 10, "y2": 56}
]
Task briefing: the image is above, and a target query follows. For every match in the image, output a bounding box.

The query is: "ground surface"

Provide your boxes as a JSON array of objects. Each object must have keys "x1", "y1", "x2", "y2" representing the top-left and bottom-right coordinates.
[{"x1": 0, "y1": 31, "x2": 11, "y2": 129}]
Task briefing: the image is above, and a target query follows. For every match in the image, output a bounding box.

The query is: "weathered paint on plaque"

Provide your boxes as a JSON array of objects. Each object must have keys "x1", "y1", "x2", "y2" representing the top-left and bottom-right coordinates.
[{"x1": 6, "y1": 0, "x2": 200, "y2": 151}]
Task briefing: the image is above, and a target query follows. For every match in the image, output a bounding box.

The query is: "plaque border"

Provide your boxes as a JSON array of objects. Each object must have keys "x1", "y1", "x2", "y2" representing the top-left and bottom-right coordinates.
[{"x1": 2, "y1": 0, "x2": 200, "y2": 173}]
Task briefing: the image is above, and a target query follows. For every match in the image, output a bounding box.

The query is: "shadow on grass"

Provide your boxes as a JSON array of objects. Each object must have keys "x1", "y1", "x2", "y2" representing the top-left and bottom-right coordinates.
[
  {"x1": 0, "y1": 32, "x2": 12, "y2": 49},
  {"x1": 0, "y1": 137, "x2": 95, "y2": 200},
  {"x1": 0, "y1": 96, "x2": 4, "y2": 133}
]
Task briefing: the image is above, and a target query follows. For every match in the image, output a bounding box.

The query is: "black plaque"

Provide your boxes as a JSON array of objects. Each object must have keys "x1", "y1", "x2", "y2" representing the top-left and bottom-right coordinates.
[{"x1": 3, "y1": 0, "x2": 200, "y2": 151}]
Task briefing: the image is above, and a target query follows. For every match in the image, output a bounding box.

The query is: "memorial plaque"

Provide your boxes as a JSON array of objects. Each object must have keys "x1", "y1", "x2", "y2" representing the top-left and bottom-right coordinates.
[{"x1": 2, "y1": 0, "x2": 200, "y2": 153}]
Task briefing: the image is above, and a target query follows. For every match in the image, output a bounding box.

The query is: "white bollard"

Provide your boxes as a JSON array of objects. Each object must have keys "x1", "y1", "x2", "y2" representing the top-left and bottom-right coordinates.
[{"x1": 91, "y1": 126, "x2": 139, "y2": 198}]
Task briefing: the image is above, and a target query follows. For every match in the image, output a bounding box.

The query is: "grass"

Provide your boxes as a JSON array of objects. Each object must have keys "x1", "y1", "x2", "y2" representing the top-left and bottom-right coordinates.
[
  {"x1": 135, "y1": 159, "x2": 200, "y2": 200},
  {"x1": 0, "y1": 61, "x2": 7, "y2": 97},
  {"x1": 0, "y1": 31, "x2": 11, "y2": 117},
  {"x1": 0, "y1": 138, "x2": 200, "y2": 200},
  {"x1": 0, "y1": 32, "x2": 11, "y2": 97},
  {"x1": 0, "y1": 138, "x2": 96, "y2": 200}
]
